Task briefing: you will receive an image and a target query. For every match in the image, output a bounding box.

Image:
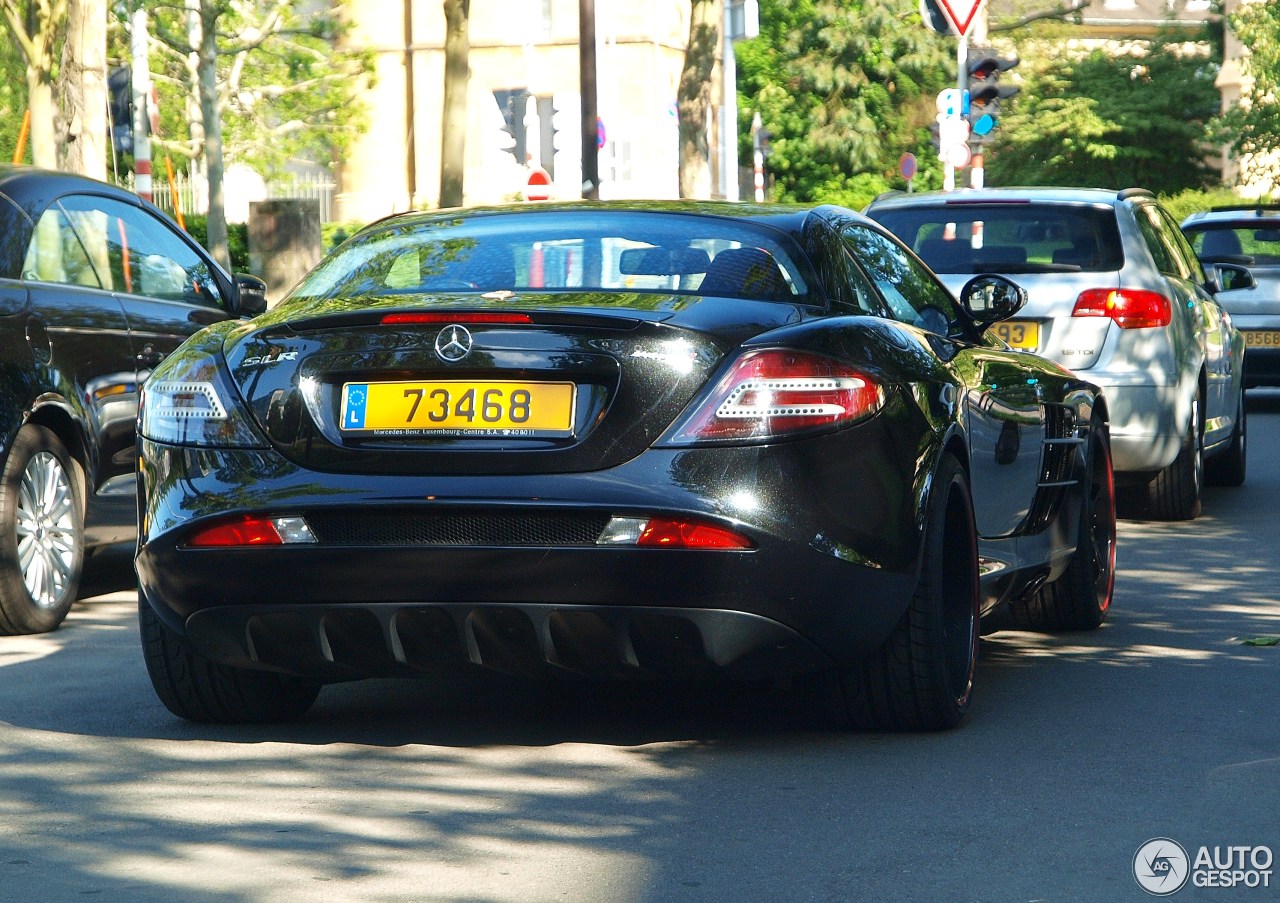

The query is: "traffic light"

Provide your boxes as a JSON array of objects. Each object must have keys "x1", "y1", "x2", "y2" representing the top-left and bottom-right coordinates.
[
  {"x1": 493, "y1": 88, "x2": 531, "y2": 163},
  {"x1": 108, "y1": 66, "x2": 133, "y2": 155},
  {"x1": 966, "y1": 48, "x2": 1019, "y2": 142}
]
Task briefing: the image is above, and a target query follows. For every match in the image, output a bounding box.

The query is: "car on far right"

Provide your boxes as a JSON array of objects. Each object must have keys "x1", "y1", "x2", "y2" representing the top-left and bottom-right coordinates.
[
  {"x1": 867, "y1": 187, "x2": 1247, "y2": 521},
  {"x1": 1182, "y1": 205, "x2": 1280, "y2": 388}
]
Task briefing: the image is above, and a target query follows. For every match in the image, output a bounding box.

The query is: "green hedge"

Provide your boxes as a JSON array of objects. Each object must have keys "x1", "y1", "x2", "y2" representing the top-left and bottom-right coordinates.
[
  {"x1": 1157, "y1": 188, "x2": 1252, "y2": 226},
  {"x1": 183, "y1": 215, "x2": 251, "y2": 273}
]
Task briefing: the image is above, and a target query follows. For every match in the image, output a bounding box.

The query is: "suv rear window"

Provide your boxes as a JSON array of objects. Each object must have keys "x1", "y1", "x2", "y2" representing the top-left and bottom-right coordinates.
[
  {"x1": 870, "y1": 204, "x2": 1124, "y2": 275},
  {"x1": 1184, "y1": 225, "x2": 1280, "y2": 264}
]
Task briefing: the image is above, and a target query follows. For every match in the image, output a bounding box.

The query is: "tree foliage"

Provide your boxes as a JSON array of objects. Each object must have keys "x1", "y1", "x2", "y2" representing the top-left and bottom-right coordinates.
[
  {"x1": 1212, "y1": 0, "x2": 1280, "y2": 193},
  {"x1": 735, "y1": 0, "x2": 954, "y2": 208},
  {"x1": 986, "y1": 33, "x2": 1219, "y2": 193},
  {"x1": 136, "y1": 0, "x2": 372, "y2": 178}
]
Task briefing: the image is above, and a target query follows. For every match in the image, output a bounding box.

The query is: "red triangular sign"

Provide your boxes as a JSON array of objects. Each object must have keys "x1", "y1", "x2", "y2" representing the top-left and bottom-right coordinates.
[{"x1": 935, "y1": 0, "x2": 984, "y2": 37}]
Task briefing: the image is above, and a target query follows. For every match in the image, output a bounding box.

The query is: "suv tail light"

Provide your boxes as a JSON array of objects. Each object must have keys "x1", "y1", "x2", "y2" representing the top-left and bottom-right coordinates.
[
  {"x1": 661, "y1": 349, "x2": 884, "y2": 445},
  {"x1": 1071, "y1": 288, "x2": 1172, "y2": 329}
]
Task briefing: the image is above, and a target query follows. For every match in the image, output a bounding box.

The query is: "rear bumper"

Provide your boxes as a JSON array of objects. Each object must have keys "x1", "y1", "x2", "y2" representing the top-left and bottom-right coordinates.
[
  {"x1": 135, "y1": 429, "x2": 925, "y2": 681},
  {"x1": 178, "y1": 601, "x2": 836, "y2": 682},
  {"x1": 1075, "y1": 379, "x2": 1183, "y2": 474}
]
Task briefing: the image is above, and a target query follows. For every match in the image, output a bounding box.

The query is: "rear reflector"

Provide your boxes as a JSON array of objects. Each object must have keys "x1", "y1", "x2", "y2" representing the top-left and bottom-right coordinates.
[
  {"x1": 666, "y1": 348, "x2": 884, "y2": 444},
  {"x1": 1071, "y1": 288, "x2": 1171, "y2": 329},
  {"x1": 380, "y1": 312, "x2": 533, "y2": 325},
  {"x1": 597, "y1": 516, "x2": 752, "y2": 550},
  {"x1": 187, "y1": 515, "x2": 316, "y2": 547}
]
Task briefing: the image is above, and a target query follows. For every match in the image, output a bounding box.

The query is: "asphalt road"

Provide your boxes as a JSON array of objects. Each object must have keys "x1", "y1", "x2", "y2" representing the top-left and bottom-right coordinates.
[{"x1": 2, "y1": 397, "x2": 1280, "y2": 903}]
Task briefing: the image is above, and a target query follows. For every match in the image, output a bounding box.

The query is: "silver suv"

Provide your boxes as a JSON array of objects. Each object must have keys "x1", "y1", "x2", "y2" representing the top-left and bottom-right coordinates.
[
  {"x1": 866, "y1": 187, "x2": 1247, "y2": 520},
  {"x1": 1181, "y1": 205, "x2": 1280, "y2": 388}
]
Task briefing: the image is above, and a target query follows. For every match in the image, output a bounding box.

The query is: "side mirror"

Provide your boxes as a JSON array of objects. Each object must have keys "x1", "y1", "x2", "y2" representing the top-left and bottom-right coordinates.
[
  {"x1": 1207, "y1": 262, "x2": 1255, "y2": 293},
  {"x1": 234, "y1": 274, "x2": 268, "y2": 317},
  {"x1": 960, "y1": 274, "x2": 1026, "y2": 326}
]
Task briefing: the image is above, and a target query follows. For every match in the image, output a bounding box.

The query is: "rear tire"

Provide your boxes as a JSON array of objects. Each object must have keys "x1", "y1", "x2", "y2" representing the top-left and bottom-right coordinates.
[
  {"x1": 0, "y1": 425, "x2": 85, "y2": 635},
  {"x1": 139, "y1": 598, "x2": 321, "y2": 723},
  {"x1": 1205, "y1": 392, "x2": 1246, "y2": 488},
  {"x1": 841, "y1": 453, "x2": 979, "y2": 731},
  {"x1": 1010, "y1": 417, "x2": 1115, "y2": 631},
  {"x1": 1146, "y1": 393, "x2": 1201, "y2": 520}
]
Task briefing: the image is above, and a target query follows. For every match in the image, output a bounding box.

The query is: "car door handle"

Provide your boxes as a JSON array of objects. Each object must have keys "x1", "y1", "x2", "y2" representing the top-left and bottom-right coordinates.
[{"x1": 137, "y1": 345, "x2": 165, "y2": 367}]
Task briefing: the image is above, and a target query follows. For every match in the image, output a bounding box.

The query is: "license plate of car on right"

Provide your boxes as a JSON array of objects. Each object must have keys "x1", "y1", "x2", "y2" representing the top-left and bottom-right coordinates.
[
  {"x1": 1243, "y1": 330, "x2": 1280, "y2": 348},
  {"x1": 992, "y1": 320, "x2": 1040, "y2": 350}
]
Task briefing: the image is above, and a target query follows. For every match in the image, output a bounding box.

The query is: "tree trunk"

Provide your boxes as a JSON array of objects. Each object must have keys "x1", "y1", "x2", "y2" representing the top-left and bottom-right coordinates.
[
  {"x1": 439, "y1": 0, "x2": 470, "y2": 209},
  {"x1": 26, "y1": 72, "x2": 57, "y2": 169},
  {"x1": 3, "y1": 0, "x2": 67, "y2": 170},
  {"x1": 677, "y1": 0, "x2": 721, "y2": 199},
  {"x1": 56, "y1": 0, "x2": 108, "y2": 180},
  {"x1": 197, "y1": 2, "x2": 229, "y2": 268}
]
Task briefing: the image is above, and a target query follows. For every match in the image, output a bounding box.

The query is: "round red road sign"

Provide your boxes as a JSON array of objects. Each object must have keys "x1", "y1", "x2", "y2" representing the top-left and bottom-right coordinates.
[{"x1": 526, "y1": 167, "x2": 552, "y2": 201}]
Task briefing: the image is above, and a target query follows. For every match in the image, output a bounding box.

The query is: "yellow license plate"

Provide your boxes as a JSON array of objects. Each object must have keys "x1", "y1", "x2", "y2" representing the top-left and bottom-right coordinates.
[
  {"x1": 1244, "y1": 330, "x2": 1280, "y2": 348},
  {"x1": 341, "y1": 380, "x2": 575, "y2": 437},
  {"x1": 993, "y1": 320, "x2": 1040, "y2": 350}
]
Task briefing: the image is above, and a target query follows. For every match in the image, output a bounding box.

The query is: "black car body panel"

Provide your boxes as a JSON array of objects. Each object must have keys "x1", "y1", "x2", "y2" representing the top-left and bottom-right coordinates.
[
  {"x1": 0, "y1": 165, "x2": 262, "y2": 634},
  {"x1": 134, "y1": 202, "x2": 1109, "y2": 720}
]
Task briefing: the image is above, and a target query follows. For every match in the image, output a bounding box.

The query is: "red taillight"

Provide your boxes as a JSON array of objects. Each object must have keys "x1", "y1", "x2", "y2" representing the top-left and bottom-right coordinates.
[
  {"x1": 668, "y1": 349, "x2": 884, "y2": 443},
  {"x1": 188, "y1": 515, "x2": 283, "y2": 547},
  {"x1": 635, "y1": 518, "x2": 753, "y2": 549},
  {"x1": 1071, "y1": 289, "x2": 1171, "y2": 329},
  {"x1": 380, "y1": 312, "x2": 533, "y2": 325}
]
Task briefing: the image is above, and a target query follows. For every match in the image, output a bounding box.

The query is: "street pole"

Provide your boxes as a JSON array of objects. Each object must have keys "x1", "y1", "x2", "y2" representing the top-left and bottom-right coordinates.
[
  {"x1": 579, "y1": 0, "x2": 600, "y2": 199},
  {"x1": 750, "y1": 111, "x2": 764, "y2": 203},
  {"x1": 130, "y1": 9, "x2": 152, "y2": 203},
  {"x1": 721, "y1": 6, "x2": 738, "y2": 201}
]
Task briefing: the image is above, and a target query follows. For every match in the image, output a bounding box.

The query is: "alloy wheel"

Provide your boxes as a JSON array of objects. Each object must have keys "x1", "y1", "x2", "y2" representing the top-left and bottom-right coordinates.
[{"x1": 15, "y1": 451, "x2": 77, "y2": 609}]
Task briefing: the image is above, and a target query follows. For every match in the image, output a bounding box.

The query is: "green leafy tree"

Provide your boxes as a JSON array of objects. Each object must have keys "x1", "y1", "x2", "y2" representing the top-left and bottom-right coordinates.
[
  {"x1": 1213, "y1": 0, "x2": 1280, "y2": 193},
  {"x1": 117, "y1": 0, "x2": 371, "y2": 264},
  {"x1": 986, "y1": 33, "x2": 1219, "y2": 193},
  {"x1": 735, "y1": 0, "x2": 954, "y2": 207}
]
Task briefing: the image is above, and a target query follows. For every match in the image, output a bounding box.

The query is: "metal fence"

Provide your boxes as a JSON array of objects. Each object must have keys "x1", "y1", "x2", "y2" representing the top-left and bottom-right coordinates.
[{"x1": 135, "y1": 169, "x2": 336, "y2": 223}]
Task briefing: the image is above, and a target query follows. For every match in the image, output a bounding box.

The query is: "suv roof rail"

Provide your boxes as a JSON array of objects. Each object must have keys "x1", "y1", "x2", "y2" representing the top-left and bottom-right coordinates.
[
  {"x1": 1205, "y1": 203, "x2": 1280, "y2": 214},
  {"x1": 1117, "y1": 188, "x2": 1155, "y2": 201}
]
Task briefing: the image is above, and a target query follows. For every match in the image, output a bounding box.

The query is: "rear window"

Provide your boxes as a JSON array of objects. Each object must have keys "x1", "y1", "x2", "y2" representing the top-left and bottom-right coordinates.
[
  {"x1": 1184, "y1": 225, "x2": 1280, "y2": 264},
  {"x1": 869, "y1": 203, "x2": 1124, "y2": 275},
  {"x1": 292, "y1": 211, "x2": 815, "y2": 303}
]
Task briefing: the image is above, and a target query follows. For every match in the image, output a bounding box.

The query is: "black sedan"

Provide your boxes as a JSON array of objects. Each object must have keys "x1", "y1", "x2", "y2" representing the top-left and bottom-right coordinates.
[
  {"x1": 0, "y1": 165, "x2": 266, "y2": 635},
  {"x1": 135, "y1": 201, "x2": 1115, "y2": 730}
]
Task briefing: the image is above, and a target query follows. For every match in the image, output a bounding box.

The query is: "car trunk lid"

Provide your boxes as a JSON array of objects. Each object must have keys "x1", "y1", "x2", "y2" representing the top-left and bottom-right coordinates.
[{"x1": 223, "y1": 292, "x2": 806, "y2": 474}]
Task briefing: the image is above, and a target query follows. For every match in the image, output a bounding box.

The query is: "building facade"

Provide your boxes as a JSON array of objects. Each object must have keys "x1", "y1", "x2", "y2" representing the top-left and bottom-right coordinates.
[{"x1": 335, "y1": 0, "x2": 696, "y2": 223}]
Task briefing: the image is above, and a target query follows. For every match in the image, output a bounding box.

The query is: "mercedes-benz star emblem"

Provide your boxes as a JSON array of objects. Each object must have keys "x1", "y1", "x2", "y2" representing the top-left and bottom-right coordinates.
[{"x1": 434, "y1": 324, "x2": 473, "y2": 363}]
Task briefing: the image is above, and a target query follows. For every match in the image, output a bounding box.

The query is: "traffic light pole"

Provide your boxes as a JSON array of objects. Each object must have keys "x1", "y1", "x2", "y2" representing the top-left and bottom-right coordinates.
[
  {"x1": 944, "y1": 37, "x2": 967, "y2": 192},
  {"x1": 130, "y1": 10, "x2": 152, "y2": 203}
]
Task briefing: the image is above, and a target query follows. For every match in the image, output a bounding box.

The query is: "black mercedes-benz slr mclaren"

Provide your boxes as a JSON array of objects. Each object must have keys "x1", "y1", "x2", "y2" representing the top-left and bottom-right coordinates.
[{"x1": 135, "y1": 201, "x2": 1115, "y2": 730}]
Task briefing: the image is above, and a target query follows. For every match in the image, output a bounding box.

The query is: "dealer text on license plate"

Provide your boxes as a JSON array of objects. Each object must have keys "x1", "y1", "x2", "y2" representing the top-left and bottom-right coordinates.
[
  {"x1": 992, "y1": 320, "x2": 1040, "y2": 350},
  {"x1": 341, "y1": 380, "x2": 575, "y2": 436}
]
